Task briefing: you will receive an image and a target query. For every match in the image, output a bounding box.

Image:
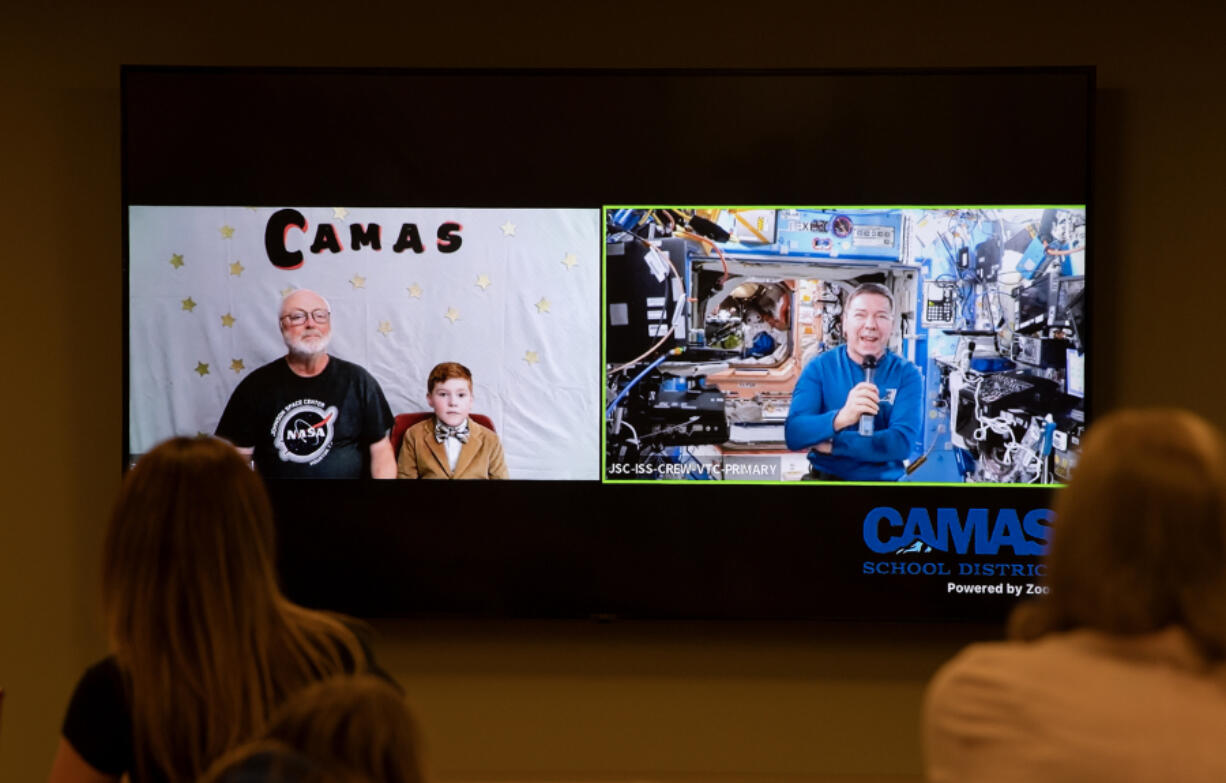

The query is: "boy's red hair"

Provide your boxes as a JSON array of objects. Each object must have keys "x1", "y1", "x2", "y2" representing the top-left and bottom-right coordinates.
[{"x1": 427, "y1": 361, "x2": 473, "y2": 393}]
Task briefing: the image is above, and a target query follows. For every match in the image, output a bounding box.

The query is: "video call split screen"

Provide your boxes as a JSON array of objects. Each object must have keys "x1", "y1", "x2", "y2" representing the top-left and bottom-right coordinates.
[
  {"x1": 129, "y1": 204, "x2": 1087, "y2": 486},
  {"x1": 121, "y1": 69, "x2": 1092, "y2": 620}
]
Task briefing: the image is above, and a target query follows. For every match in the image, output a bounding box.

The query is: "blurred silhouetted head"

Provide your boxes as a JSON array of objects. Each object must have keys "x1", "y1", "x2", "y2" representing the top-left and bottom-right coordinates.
[
  {"x1": 103, "y1": 435, "x2": 281, "y2": 660},
  {"x1": 1010, "y1": 409, "x2": 1226, "y2": 657},
  {"x1": 264, "y1": 675, "x2": 424, "y2": 783},
  {"x1": 102, "y1": 436, "x2": 366, "y2": 781},
  {"x1": 203, "y1": 675, "x2": 425, "y2": 783}
]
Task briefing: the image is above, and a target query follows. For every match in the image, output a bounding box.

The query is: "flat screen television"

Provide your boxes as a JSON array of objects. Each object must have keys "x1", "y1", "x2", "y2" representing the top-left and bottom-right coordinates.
[{"x1": 123, "y1": 67, "x2": 1093, "y2": 621}]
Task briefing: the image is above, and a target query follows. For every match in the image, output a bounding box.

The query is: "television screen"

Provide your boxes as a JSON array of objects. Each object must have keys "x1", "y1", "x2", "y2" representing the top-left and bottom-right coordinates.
[
  {"x1": 123, "y1": 67, "x2": 1093, "y2": 621},
  {"x1": 128, "y1": 206, "x2": 600, "y2": 480},
  {"x1": 604, "y1": 206, "x2": 1087, "y2": 485}
]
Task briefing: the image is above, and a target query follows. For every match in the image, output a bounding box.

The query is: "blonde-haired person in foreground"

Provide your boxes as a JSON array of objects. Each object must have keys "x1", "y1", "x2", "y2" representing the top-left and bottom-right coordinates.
[
  {"x1": 201, "y1": 675, "x2": 425, "y2": 783},
  {"x1": 49, "y1": 436, "x2": 382, "y2": 783},
  {"x1": 924, "y1": 409, "x2": 1226, "y2": 782}
]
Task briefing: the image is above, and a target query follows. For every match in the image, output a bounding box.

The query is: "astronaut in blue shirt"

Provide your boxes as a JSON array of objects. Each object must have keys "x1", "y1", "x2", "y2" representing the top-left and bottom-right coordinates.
[{"x1": 785, "y1": 282, "x2": 922, "y2": 481}]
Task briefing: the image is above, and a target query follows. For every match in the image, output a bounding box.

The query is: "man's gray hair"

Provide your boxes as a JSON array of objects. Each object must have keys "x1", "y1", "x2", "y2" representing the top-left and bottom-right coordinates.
[{"x1": 279, "y1": 288, "x2": 332, "y2": 316}]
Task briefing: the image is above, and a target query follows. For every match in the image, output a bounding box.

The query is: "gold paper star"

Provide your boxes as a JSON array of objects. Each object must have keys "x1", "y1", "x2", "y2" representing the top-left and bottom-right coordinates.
[
  {"x1": 182, "y1": 297, "x2": 197, "y2": 312},
  {"x1": 535, "y1": 297, "x2": 551, "y2": 314},
  {"x1": 333, "y1": 207, "x2": 349, "y2": 220},
  {"x1": 169, "y1": 253, "x2": 185, "y2": 269},
  {"x1": 194, "y1": 361, "x2": 210, "y2": 376},
  {"x1": 350, "y1": 273, "x2": 366, "y2": 289},
  {"x1": 444, "y1": 307, "x2": 460, "y2": 323},
  {"x1": 523, "y1": 350, "x2": 540, "y2": 365},
  {"x1": 476, "y1": 274, "x2": 492, "y2": 290},
  {"x1": 561, "y1": 252, "x2": 578, "y2": 269},
  {"x1": 220, "y1": 225, "x2": 235, "y2": 239},
  {"x1": 377, "y1": 320, "x2": 393, "y2": 336},
  {"x1": 229, "y1": 260, "x2": 245, "y2": 276},
  {"x1": 230, "y1": 359, "x2": 245, "y2": 373},
  {"x1": 280, "y1": 285, "x2": 297, "y2": 298},
  {"x1": 220, "y1": 313, "x2": 236, "y2": 328},
  {"x1": 499, "y1": 220, "x2": 517, "y2": 236},
  {"x1": 407, "y1": 283, "x2": 423, "y2": 298},
  {"x1": 245, "y1": 206, "x2": 259, "y2": 211}
]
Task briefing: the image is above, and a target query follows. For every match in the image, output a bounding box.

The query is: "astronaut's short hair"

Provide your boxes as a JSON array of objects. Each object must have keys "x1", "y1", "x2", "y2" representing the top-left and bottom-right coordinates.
[{"x1": 846, "y1": 282, "x2": 895, "y2": 314}]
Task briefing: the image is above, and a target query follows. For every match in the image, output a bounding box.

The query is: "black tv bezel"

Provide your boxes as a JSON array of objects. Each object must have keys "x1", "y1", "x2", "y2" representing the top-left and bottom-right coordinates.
[{"x1": 122, "y1": 66, "x2": 1094, "y2": 622}]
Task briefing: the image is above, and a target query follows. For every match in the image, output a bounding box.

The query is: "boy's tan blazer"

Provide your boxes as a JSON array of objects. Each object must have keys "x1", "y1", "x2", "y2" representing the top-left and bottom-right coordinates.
[{"x1": 396, "y1": 416, "x2": 509, "y2": 479}]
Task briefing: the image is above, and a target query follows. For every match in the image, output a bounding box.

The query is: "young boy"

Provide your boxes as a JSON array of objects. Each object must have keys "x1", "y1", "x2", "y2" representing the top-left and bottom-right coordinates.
[{"x1": 396, "y1": 362, "x2": 509, "y2": 479}]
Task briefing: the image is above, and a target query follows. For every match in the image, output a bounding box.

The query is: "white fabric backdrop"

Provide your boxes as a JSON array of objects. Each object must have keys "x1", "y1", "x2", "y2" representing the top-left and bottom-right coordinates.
[{"x1": 128, "y1": 206, "x2": 600, "y2": 479}]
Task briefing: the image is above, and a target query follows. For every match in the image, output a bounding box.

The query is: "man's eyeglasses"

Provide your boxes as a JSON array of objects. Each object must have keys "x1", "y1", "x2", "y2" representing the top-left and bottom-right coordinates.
[{"x1": 280, "y1": 309, "x2": 331, "y2": 326}]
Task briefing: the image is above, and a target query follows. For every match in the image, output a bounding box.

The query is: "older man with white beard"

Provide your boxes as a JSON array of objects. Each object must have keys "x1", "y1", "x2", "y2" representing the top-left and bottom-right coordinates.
[
  {"x1": 216, "y1": 289, "x2": 396, "y2": 478},
  {"x1": 784, "y1": 282, "x2": 922, "y2": 481}
]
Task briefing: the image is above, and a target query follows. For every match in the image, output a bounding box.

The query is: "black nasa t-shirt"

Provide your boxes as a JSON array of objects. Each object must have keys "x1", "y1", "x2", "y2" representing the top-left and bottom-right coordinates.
[{"x1": 215, "y1": 356, "x2": 394, "y2": 478}]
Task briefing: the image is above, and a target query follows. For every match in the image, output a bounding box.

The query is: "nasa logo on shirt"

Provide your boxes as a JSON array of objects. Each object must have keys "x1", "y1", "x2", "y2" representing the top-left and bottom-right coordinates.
[{"x1": 272, "y1": 399, "x2": 339, "y2": 465}]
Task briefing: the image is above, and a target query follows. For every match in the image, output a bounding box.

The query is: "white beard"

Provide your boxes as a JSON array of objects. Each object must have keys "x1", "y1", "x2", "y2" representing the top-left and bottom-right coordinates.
[{"x1": 283, "y1": 329, "x2": 331, "y2": 358}]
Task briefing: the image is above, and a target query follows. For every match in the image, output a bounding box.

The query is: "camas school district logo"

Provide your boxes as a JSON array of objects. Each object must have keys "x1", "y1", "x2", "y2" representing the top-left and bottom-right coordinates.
[{"x1": 272, "y1": 399, "x2": 339, "y2": 465}]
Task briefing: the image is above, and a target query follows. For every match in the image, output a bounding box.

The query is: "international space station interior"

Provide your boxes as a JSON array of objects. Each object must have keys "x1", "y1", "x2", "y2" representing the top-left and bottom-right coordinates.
[{"x1": 605, "y1": 207, "x2": 1088, "y2": 484}]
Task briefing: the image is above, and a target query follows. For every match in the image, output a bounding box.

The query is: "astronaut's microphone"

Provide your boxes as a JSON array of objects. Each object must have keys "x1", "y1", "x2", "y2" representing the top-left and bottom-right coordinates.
[{"x1": 858, "y1": 355, "x2": 878, "y2": 437}]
